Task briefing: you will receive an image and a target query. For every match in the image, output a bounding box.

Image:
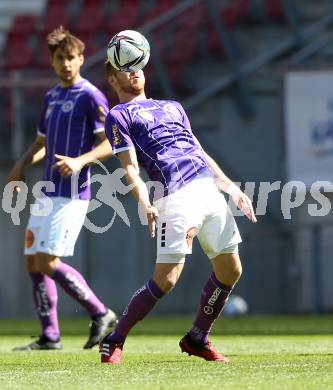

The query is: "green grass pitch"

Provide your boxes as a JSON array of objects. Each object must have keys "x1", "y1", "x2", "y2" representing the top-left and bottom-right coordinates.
[{"x1": 0, "y1": 316, "x2": 332, "y2": 389}]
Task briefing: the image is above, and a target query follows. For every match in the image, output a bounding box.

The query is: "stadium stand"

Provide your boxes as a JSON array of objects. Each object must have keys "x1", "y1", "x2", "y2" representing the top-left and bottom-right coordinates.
[
  {"x1": 72, "y1": 0, "x2": 105, "y2": 34},
  {"x1": 105, "y1": 1, "x2": 140, "y2": 36},
  {"x1": 0, "y1": 0, "x2": 287, "y2": 73},
  {"x1": 3, "y1": 15, "x2": 38, "y2": 70},
  {"x1": 40, "y1": 0, "x2": 71, "y2": 34}
]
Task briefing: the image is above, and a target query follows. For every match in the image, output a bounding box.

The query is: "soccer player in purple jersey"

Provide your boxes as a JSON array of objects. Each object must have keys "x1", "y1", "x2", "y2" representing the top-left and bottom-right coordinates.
[
  {"x1": 99, "y1": 61, "x2": 257, "y2": 364},
  {"x1": 7, "y1": 27, "x2": 117, "y2": 351}
]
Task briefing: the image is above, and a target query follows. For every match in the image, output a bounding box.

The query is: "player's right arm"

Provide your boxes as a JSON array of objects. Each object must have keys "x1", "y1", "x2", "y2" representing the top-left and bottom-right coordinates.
[
  {"x1": 117, "y1": 149, "x2": 159, "y2": 238},
  {"x1": 104, "y1": 109, "x2": 158, "y2": 238},
  {"x1": 7, "y1": 135, "x2": 45, "y2": 187}
]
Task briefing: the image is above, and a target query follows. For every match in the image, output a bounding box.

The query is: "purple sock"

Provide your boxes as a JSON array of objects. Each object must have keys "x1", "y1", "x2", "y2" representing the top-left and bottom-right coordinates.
[
  {"x1": 189, "y1": 272, "x2": 233, "y2": 345},
  {"x1": 30, "y1": 272, "x2": 60, "y2": 342},
  {"x1": 106, "y1": 279, "x2": 165, "y2": 344},
  {"x1": 51, "y1": 261, "x2": 106, "y2": 316}
]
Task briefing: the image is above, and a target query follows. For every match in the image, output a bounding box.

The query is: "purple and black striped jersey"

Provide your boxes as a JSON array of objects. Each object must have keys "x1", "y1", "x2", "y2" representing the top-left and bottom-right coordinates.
[
  {"x1": 105, "y1": 99, "x2": 211, "y2": 196},
  {"x1": 38, "y1": 79, "x2": 108, "y2": 200}
]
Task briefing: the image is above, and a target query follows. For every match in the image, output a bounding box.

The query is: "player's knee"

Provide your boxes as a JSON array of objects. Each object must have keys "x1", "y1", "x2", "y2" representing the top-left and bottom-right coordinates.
[
  {"x1": 25, "y1": 255, "x2": 38, "y2": 273},
  {"x1": 232, "y1": 262, "x2": 242, "y2": 282},
  {"x1": 157, "y1": 276, "x2": 177, "y2": 293},
  {"x1": 34, "y1": 253, "x2": 59, "y2": 275}
]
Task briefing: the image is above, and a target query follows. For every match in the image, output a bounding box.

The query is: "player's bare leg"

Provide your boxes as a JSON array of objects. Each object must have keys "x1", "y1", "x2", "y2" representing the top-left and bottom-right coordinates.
[
  {"x1": 152, "y1": 263, "x2": 184, "y2": 293},
  {"x1": 100, "y1": 262, "x2": 184, "y2": 364},
  {"x1": 180, "y1": 252, "x2": 242, "y2": 362}
]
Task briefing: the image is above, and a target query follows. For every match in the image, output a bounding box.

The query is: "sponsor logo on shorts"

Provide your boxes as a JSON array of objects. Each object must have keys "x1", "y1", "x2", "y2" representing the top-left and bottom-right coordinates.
[{"x1": 25, "y1": 229, "x2": 34, "y2": 248}]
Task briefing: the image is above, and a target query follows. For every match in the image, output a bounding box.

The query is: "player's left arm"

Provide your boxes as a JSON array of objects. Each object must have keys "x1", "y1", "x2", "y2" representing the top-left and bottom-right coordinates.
[{"x1": 203, "y1": 150, "x2": 257, "y2": 223}]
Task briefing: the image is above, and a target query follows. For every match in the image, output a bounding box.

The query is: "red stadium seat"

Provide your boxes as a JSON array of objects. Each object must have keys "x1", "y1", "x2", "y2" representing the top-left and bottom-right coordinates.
[
  {"x1": 4, "y1": 35, "x2": 34, "y2": 70},
  {"x1": 72, "y1": 0, "x2": 105, "y2": 33},
  {"x1": 221, "y1": 0, "x2": 250, "y2": 27},
  {"x1": 8, "y1": 15, "x2": 37, "y2": 35},
  {"x1": 266, "y1": 0, "x2": 285, "y2": 21},
  {"x1": 106, "y1": 3, "x2": 140, "y2": 35},
  {"x1": 33, "y1": 38, "x2": 52, "y2": 70},
  {"x1": 41, "y1": 0, "x2": 71, "y2": 33},
  {"x1": 79, "y1": 33, "x2": 103, "y2": 57},
  {"x1": 142, "y1": 0, "x2": 178, "y2": 23}
]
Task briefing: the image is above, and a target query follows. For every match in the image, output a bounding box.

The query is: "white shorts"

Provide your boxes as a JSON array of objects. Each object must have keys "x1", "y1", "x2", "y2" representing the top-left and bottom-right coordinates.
[
  {"x1": 153, "y1": 174, "x2": 242, "y2": 263},
  {"x1": 24, "y1": 196, "x2": 89, "y2": 257}
]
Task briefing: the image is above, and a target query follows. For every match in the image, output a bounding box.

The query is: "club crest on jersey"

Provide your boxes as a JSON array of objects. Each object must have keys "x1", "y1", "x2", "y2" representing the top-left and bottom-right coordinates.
[
  {"x1": 139, "y1": 111, "x2": 154, "y2": 122},
  {"x1": 112, "y1": 124, "x2": 122, "y2": 145},
  {"x1": 62, "y1": 100, "x2": 74, "y2": 113}
]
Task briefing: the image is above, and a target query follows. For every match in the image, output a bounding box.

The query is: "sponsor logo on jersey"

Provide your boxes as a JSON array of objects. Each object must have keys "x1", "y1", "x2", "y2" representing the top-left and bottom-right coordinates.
[
  {"x1": 139, "y1": 111, "x2": 154, "y2": 122},
  {"x1": 164, "y1": 103, "x2": 178, "y2": 114},
  {"x1": 112, "y1": 124, "x2": 122, "y2": 145},
  {"x1": 62, "y1": 100, "x2": 74, "y2": 113}
]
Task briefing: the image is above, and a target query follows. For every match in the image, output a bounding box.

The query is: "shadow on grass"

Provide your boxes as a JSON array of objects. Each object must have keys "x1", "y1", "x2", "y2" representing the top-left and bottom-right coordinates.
[{"x1": 0, "y1": 315, "x2": 332, "y2": 336}]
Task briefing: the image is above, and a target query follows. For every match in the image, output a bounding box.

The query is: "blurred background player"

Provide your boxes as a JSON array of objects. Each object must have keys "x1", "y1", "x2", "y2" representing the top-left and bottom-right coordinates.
[
  {"x1": 7, "y1": 26, "x2": 117, "y2": 351},
  {"x1": 99, "y1": 62, "x2": 256, "y2": 364}
]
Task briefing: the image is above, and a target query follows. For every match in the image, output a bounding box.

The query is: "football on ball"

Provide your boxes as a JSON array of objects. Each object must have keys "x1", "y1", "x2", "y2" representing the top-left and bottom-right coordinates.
[{"x1": 107, "y1": 30, "x2": 150, "y2": 72}]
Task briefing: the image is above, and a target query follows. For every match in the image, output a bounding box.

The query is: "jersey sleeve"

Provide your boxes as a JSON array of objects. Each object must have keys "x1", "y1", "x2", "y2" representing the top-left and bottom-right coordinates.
[
  {"x1": 105, "y1": 108, "x2": 135, "y2": 154},
  {"x1": 88, "y1": 89, "x2": 109, "y2": 134},
  {"x1": 36, "y1": 94, "x2": 49, "y2": 137}
]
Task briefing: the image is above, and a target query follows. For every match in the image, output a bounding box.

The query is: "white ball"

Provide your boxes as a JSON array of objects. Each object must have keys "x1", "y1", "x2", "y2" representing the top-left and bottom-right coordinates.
[
  {"x1": 224, "y1": 295, "x2": 248, "y2": 316},
  {"x1": 107, "y1": 30, "x2": 150, "y2": 72}
]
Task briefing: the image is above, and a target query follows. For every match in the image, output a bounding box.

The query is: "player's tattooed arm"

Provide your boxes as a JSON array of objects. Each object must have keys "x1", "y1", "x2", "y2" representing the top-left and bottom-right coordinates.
[
  {"x1": 117, "y1": 149, "x2": 159, "y2": 238},
  {"x1": 203, "y1": 151, "x2": 257, "y2": 223},
  {"x1": 7, "y1": 135, "x2": 45, "y2": 191},
  {"x1": 52, "y1": 132, "x2": 113, "y2": 178}
]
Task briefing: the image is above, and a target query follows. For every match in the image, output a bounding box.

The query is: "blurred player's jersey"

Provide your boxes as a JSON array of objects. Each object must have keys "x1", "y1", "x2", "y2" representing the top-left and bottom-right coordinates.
[
  {"x1": 37, "y1": 79, "x2": 108, "y2": 199},
  {"x1": 105, "y1": 99, "x2": 211, "y2": 196}
]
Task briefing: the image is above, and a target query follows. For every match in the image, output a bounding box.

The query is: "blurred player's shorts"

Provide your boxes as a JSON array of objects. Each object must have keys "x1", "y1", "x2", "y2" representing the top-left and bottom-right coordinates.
[
  {"x1": 24, "y1": 196, "x2": 89, "y2": 257},
  {"x1": 154, "y1": 173, "x2": 242, "y2": 263}
]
